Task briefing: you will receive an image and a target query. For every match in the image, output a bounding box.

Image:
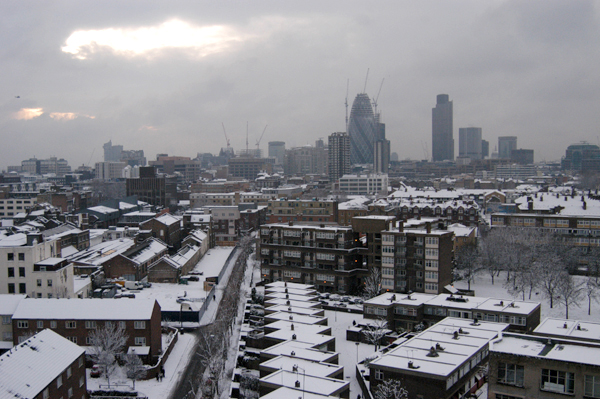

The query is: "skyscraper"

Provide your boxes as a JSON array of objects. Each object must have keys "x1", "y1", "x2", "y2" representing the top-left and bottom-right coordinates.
[
  {"x1": 432, "y1": 94, "x2": 454, "y2": 161},
  {"x1": 328, "y1": 132, "x2": 350, "y2": 181},
  {"x1": 498, "y1": 136, "x2": 517, "y2": 159},
  {"x1": 458, "y1": 127, "x2": 483, "y2": 160},
  {"x1": 268, "y1": 141, "x2": 286, "y2": 165},
  {"x1": 348, "y1": 93, "x2": 378, "y2": 165}
]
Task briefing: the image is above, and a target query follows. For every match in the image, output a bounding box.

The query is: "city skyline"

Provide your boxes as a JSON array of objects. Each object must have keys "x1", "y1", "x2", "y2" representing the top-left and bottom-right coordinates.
[{"x1": 1, "y1": 1, "x2": 600, "y2": 169}]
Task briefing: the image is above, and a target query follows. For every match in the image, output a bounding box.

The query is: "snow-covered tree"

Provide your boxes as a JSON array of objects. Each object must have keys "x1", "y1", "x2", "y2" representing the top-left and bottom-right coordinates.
[
  {"x1": 363, "y1": 318, "x2": 388, "y2": 352},
  {"x1": 374, "y1": 379, "x2": 408, "y2": 399},
  {"x1": 556, "y1": 273, "x2": 584, "y2": 319},
  {"x1": 125, "y1": 352, "x2": 147, "y2": 390},
  {"x1": 197, "y1": 328, "x2": 227, "y2": 397},
  {"x1": 89, "y1": 322, "x2": 128, "y2": 389},
  {"x1": 585, "y1": 277, "x2": 600, "y2": 315},
  {"x1": 453, "y1": 244, "x2": 480, "y2": 291},
  {"x1": 364, "y1": 267, "x2": 382, "y2": 299}
]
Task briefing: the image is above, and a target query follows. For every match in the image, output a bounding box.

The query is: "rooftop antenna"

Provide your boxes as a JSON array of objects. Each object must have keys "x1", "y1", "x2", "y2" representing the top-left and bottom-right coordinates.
[
  {"x1": 345, "y1": 78, "x2": 349, "y2": 132},
  {"x1": 363, "y1": 68, "x2": 370, "y2": 93}
]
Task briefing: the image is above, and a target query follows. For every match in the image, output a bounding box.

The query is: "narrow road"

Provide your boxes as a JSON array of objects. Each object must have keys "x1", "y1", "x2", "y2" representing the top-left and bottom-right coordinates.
[{"x1": 169, "y1": 240, "x2": 252, "y2": 399}]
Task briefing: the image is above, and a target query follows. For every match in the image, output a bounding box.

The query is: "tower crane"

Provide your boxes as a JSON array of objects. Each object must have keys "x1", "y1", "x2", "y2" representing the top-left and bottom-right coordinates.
[
  {"x1": 372, "y1": 78, "x2": 385, "y2": 115},
  {"x1": 345, "y1": 79, "x2": 349, "y2": 132},
  {"x1": 221, "y1": 123, "x2": 231, "y2": 149},
  {"x1": 255, "y1": 124, "x2": 268, "y2": 151}
]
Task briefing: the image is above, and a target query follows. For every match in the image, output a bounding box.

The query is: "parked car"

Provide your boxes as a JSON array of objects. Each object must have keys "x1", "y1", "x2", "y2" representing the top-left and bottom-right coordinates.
[{"x1": 90, "y1": 365, "x2": 102, "y2": 378}]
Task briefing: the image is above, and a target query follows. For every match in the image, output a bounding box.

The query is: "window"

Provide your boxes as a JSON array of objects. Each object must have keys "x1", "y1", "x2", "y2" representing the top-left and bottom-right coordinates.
[
  {"x1": 86, "y1": 336, "x2": 93, "y2": 345},
  {"x1": 7, "y1": 267, "x2": 14, "y2": 277},
  {"x1": 2, "y1": 316, "x2": 10, "y2": 325},
  {"x1": 374, "y1": 369, "x2": 384, "y2": 380},
  {"x1": 67, "y1": 367, "x2": 72, "y2": 378},
  {"x1": 18, "y1": 253, "x2": 24, "y2": 261},
  {"x1": 57, "y1": 375, "x2": 63, "y2": 388},
  {"x1": 67, "y1": 336, "x2": 77, "y2": 343},
  {"x1": 585, "y1": 375, "x2": 600, "y2": 398},
  {"x1": 79, "y1": 357, "x2": 84, "y2": 367},
  {"x1": 85, "y1": 321, "x2": 96, "y2": 329},
  {"x1": 134, "y1": 321, "x2": 146, "y2": 329},
  {"x1": 79, "y1": 375, "x2": 85, "y2": 387},
  {"x1": 19, "y1": 283, "x2": 26, "y2": 294},
  {"x1": 47, "y1": 279, "x2": 53, "y2": 287},
  {"x1": 68, "y1": 387, "x2": 73, "y2": 398},
  {"x1": 7, "y1": 253, "x2": 14, "y2": 261},
  {"x1": 8, "y1": 283, "x2": 14, "y2": 294},
  {"x1": 135, "y1": 337, "x2": 146, "y2": 346},
  {"x1": 43, "y1": 388, "x2": 49, "y2": 399},
  {"x1": 497, "y1": 362, "x2": 524, "y2": 387},
  {"x1": 541, "y1": 369, "x2": 574, "y2": 394},
  {"x1": 37, "y1": 279, "x2": 42, "y2": 287},
  {"x1": 65, "y1": 321, "x2": 76, "y2": 329},
  {"x1": 37, "y1": 320, "x2": 44, "y2": 329},
  {"x1": 119, "y1": 321, "x2": 126, "y2": 329},
  {"x1": 51, "y1": 320, "x2": 57, "y2": 328},
  {"x1": 19, "y1": 267, "x2": 25, "y2": 277}
]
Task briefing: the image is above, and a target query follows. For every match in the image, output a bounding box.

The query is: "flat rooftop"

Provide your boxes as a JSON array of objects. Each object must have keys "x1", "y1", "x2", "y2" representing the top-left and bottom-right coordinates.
[{"x1": 533, "y1": 317, "x2": 600, "y2": 342}]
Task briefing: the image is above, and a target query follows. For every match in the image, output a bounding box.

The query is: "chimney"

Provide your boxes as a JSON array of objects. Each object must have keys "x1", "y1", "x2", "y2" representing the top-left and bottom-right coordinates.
[
  {"x1": 426, "y1": 222, "x2": 431, "y2": 234},
  {"x1": 398, "y1": 221, "x2": 404, "y2": 232}
]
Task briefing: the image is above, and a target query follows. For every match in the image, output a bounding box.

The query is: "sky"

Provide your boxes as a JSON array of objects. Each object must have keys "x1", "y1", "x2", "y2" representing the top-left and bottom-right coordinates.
[{"x1": 2, "y1": 0, "x2": 600, "y2": 170}]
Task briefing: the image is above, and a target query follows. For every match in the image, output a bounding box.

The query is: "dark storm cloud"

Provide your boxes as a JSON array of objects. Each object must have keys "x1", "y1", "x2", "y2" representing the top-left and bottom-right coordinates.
[{"x1": 1, "y1": 1, "x2": 600, "y2": 169}]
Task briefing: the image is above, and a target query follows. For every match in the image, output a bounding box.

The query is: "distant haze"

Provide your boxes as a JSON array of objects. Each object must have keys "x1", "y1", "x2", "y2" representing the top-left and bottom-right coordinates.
[{"x1": 1, "y1": 1, "x2": 599, "y2": 169}]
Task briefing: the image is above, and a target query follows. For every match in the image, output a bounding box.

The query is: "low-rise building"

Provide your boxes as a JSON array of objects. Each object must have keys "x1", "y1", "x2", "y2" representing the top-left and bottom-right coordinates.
[
  {"x1": 11, "y1": 298, "x2": 162, "y2": 361},
  {"x1": 368, "y1": 317, "x2": 509, "y2": 399},
  {"x1": 0, "y1": 294, "x2": 26, "y2": 353},
  {"x1": 0, "y1": 329, "x2": 87, "y2": 399}
]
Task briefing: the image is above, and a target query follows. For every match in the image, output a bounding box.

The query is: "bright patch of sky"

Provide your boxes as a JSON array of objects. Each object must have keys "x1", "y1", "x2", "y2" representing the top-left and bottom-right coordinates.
[
  {"x1": 49, "y1": 112, "x2": 95, "y2": 121},
  {"x1": 13, "y1": 108, "x2": 43, "y2": 120},
  {"x1": 61, "y1": 19, "x2": 242, "y2": 60}
]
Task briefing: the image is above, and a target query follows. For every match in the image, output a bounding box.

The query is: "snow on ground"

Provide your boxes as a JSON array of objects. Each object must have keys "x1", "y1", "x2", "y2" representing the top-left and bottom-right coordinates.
[
  {"x1": 453, "y1": 271, "x2": 600, "y2": 322},
  {"x1": 86, "y1": 246, "x2": 237, "y2": 399},
  {"x1": 133, "y1": 247, "x2": 234, "y2": 312}
]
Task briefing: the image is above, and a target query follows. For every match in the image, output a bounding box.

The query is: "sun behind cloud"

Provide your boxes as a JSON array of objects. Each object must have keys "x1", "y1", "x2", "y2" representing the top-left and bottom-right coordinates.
[
  {"x1": 50, "y1": 112, "x2": 95, "y2": 121},
  {"x1": 62, "y1": 19, "x2": 242, "y2": 60},
  {"x1": 13, "y1": 108, "x2": 44, "y2": 120}
]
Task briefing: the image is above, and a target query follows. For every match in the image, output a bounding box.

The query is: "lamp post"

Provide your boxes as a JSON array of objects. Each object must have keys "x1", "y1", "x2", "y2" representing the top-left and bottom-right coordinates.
[{"x1": 355, "y1": 342, "x2": 359, "y2": 364}]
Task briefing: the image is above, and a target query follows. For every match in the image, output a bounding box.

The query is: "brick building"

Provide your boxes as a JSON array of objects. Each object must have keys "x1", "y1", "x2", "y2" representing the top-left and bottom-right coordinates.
[{"x1": 12, "y1": 298, "x2": 162, "y2": 362}]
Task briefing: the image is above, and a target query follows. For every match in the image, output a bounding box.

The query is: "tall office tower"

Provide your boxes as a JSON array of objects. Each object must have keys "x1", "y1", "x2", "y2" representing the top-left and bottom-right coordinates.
[
  {"x1": 268, "y1": 141, "x2": 285, "y2": 165},
  {"x1": 432, "y1": 94, "x2": 454, "y2": 161},
  {"x1": 458, "y1": 127, "x2": 483, "y2": 160},
  {"x1": 481, "y1": 140, "x2": 489, "y2": 158},
  {"x1": 498, "y1": 136, "x2": 517, "y2": 159},
  {"x1": 328, "y1": 132, "x2": 350, "y2": 181},
  {"x1": 348, "y1": 93, "x2": 378, "y2": 165},
  {"x1": 103, "y1": 140, "x2": 123, "y2": 162}
]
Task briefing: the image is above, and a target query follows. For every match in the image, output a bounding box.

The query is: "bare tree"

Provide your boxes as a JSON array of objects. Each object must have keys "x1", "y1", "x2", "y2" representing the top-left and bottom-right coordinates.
[
  {"x1": 125, "y1": 352, "x2": 147, "y2": 390},
  {"x1": 364, "y1": 266, "x2": 382, "y2": 299},
  {"x1": 537, "y1": 254, "x2": 564, "y2": 309},
  {"x1": 556, "y1": 273, "x2": 584, "y2": 319},
  {"x1": 363, "y1": 318, "x2": 388, "y2": 352},
  {"x1": 196, "y1": 328, "x2": 227, "y2": 397},
  {"x1": 454, "y1": 244, "x2": 480, "y2": 291},
  {"x1": 374, "y1": 379, "x2": 409, "y2": 399},
  {"x1": 89, "y1": 322, "x2": 128, "y2": 389},
  {"x1": 584, "y1": 277, "x2": 600, "y2": 316}
]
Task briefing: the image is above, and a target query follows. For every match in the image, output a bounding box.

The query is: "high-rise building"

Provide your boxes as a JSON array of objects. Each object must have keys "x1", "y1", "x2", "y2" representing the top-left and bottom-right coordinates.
[
  {"x1": 432, "y1": 94, "x2": 454, "y2": 161},
  {"x1": 328, "y1": 132, "x2": 350, "y2": 182},
  {"x1": 103, "y1": 140, "x2": 123, "y2": 162},
  {"x1": 481, "y1": 139, "x2": 489, "y2": 158},
  {"x1": 458, "y1": 127, "x2": 482, "y2": 160},
  {"x1": 498, "y1": 136, "x2": 517, "y2": 159},
  {"x1": 268, "y1": 141, "x2": 285, "y2": 165},
  {"x1": 348, "y1": 93, "x2": 378, "y2": 165}
]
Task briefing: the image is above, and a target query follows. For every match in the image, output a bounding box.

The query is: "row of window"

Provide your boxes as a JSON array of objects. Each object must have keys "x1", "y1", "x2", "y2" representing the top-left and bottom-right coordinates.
[
  {"x1": 6, "y1": 253, "x2": 25, "y2": 261},
  {"x1": 17, "y1": 320, "x2": 146, "y2": 329},
  {"x1": 496, "y1": 363, "x2": 597, "y2": 396},
  {"x1": 7, "y1": 283, "x2": 26, "y2": 294},
  {"x1": 7, "y1": 267, "x2": 26, "y2": 277}
]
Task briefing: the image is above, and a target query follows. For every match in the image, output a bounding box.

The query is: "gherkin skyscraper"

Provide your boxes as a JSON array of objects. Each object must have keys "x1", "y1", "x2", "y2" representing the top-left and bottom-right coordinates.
[{"x1": 348, "y1": 93, "x2": 378, "y2": 165}]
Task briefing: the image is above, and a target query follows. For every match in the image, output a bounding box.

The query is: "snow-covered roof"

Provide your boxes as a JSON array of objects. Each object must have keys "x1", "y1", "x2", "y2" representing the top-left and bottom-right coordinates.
[
  {"x1": 265, "y1": 305, "x2": 323, "y2": 317},
  {"x1": 260, "y1": 355, "x2": 342, "y2": 378},
  {"x1": 156, "y1": 245, "x2": 200, "y2": 269},
  {"x1": 264, "y1": 299, "x2": 319, "y2": 309},
  {"x1": 154, "y1": 213, "x2": 181, "y2": 226},
  {"x1": 66, "y1": 238, "x2": 135, "y2": 265},
  {"x1": 264, "y1": 329, "x2": 334, "y2": 347},
  {"x1": 260, "y1": 369, "x2": 349, "y2": 396},
  {"x1": 514, "y1": 193, "x2": 600, "y2": 216},
  {"x1": 365, "y1": 292, "x2": 435, "y2": 307},
  {"x1": 0, "y1": 233, "x2": 28, "y2": 247},
  {"x1": 0, "y1": 294, "x2": 26, "y2": 315},
  {"x1": 88, "y1": 205, "x2": 118, "y2": 214},
  {"x1": 12, "y1": 298, "x2": 158, "y2": 321},
  {"x1": 119, "y1": 201, "x2": 138, "y2": 210},
  {"x1": 265, "y1": 287, "x2": 318, "y2": 298},
  {"x1": 533, "y1": 318, "x2": 600, "y2": 342},
  {"x1": 370, "y1": 317, "x2": 509, "y2": 377},
  {"x1": 425, "y1": 294, "x2": 540, "y2": 315},
  {"x1": 338, "y1": 196, "x2": 372, "y2": 210},
  {"x1": 262, "y1": 223, "x2": 352, "y2": 232},
  {"x1": 260, "y1": 387, "x2": 334, "y2": 399},
  {"x1": 0, "y1": 329, "x2": 85, "y2": 399},
  {"x1": 260, "y1": 341, "x2": 337, "y2": 363},
  {"x1": 189, "y1": 214, "x2": 211, "y2": 223},
  {"x1": 491, "y1": 332, "x2": 600, "y2": 367},
  {"x1": 266, "y1": 281, "x2": 316, "y2": 291},
  {"x1": 35, "y1": 257, "x2": 66, "y2": 266},
  {"x1": 264, "y1": 292, "x2": 318, "y2": 303},
  {"x1": 128, "y1": 239, "x2": 168, "y2": 265},
  {"x1": 265, "y1": 312, "x2": 327, "y2": 326},
  {"x1": 447, "y1": 223, "x2": 477, "y2": 238},
  {"x1": 265, "y1": 320, "x2": 330, "y2": 335}
]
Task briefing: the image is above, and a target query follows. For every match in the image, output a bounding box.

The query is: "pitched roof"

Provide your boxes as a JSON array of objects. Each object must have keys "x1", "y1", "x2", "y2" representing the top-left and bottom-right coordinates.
[
  {"x1": 12, "y1": 298, "x2": 159, "y2": 320},
  {"x1": 0, "y1": 329, "x2": 85, "y2": 399}
]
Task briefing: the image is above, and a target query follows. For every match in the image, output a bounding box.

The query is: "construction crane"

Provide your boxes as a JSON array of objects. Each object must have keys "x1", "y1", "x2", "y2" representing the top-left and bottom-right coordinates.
[
  {"x1": 372, "y1": 78, "x2": 385, "y2": 115},
  {"x1": 221, "y1": 123, "x2": 231, "y2": 149},
  {"x1": 255, "y1": 124, "x2": 268, "y2": 151},
  {"x1": 421, "y1": 140, "x2": 430, "y2": 161},
  {"x1": 363, "y1": 68, "x2": 370, "y2": 93}
]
